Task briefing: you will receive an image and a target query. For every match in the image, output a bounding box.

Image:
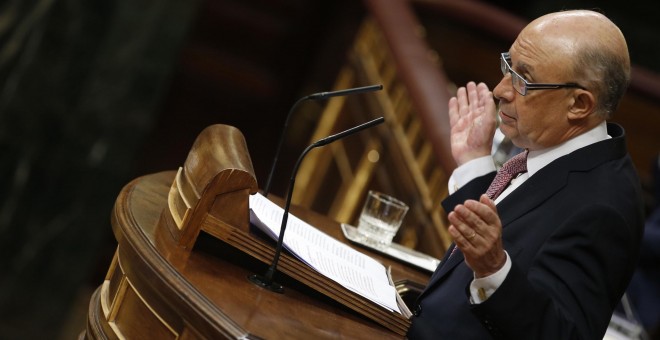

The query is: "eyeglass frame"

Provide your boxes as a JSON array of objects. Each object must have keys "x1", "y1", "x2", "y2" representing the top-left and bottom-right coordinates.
[{"x1": 500, "y1": 52, "x2": 586, "y2": 96}]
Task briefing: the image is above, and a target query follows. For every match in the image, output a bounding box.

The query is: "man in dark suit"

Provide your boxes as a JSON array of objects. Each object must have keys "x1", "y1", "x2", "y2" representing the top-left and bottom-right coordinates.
[{"x1": 407, "y1": 10, "x2": 644, "y2": 339}]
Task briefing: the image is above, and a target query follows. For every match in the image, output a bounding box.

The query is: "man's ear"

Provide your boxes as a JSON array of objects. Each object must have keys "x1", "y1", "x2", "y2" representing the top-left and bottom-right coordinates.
[{"x1": 568, "y1": 90, "x2": 596, "y2": 120}]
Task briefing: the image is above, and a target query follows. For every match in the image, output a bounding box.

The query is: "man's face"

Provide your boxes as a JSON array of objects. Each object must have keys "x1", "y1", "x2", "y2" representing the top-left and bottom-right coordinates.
[{"x1": 492, "y1": 25, "x2": 581, "y2": 150}]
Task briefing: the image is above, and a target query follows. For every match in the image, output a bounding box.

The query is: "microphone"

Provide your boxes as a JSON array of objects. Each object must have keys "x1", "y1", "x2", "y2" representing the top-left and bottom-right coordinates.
[
  {"x1": 262, "y1": 84, "x2": 383, "y2": 197},
  {"x1": 249, "y1": 116, "x2": 386, "y2": 292},
  {"x1": 306, "y1": 84, "x2": 384, "y2": 100}
]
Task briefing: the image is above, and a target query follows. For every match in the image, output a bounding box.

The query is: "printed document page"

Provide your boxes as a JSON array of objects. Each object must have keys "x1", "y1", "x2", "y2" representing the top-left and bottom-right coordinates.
[{"x1": 249, "y1": 193, "x2": 400, "y2": 313}]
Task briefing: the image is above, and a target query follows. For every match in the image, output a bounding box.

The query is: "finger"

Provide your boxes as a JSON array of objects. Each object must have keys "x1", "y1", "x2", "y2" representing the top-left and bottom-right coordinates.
[
  {"x1": 453, "y1": 202, "x2": 485, "y2": 238},
  {"x1": 478, "y1": 89, "x2": 493, "y2": 110},
  {"x1": 456, "y1": 86, "x2": 468, "y2": 115},
  {"x1": 480, "y1": 194, "x2": 497, "y2": 210},
  {"x1": 475, "y1": 83, "x2": 494, "y2": 112},
  {"x1": 448, "y1": 97, "x2": 459, "y2": 126},
  {"x1": 447, "y1": 224, "x2": 474, "y2": 250},
  {"x1": 467, "y1": 82, "x2": 478, "y2": 111},
  {"x1": 476, "y1": 82, "x2": 491, "y2": 100},
  {"x1": 447, "y1": 225, "x2": 462, "y2": 245},
  {"x1": 463, "y1": 197, "x2": 500, "y2": 230},
  {"x1": 447, "y1": 209, "x2": 478, "y2": 244},
  {"x1": 481, "y1": 90, "x2": 497, "y2": 122},
  {"x1": 476, "y1": 82, "x2": 490, "y2": 93}
]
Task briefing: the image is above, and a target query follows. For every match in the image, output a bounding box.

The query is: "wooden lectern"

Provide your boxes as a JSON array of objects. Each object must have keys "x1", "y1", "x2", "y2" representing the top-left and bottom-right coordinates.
[{"x1": 81, "y1": 125, "x2": 430, "y2": 339}]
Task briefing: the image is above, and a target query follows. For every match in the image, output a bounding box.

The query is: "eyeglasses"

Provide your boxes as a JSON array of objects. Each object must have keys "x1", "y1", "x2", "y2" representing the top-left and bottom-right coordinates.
[{"x1": 500, "y1": 52, "x2": 586, "y2": 96}]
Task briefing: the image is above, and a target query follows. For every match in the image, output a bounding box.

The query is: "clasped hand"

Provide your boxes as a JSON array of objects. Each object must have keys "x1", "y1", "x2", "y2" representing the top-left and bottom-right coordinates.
[{"x1": 447, "y1": 82, "x2": 506, "y2": 278}]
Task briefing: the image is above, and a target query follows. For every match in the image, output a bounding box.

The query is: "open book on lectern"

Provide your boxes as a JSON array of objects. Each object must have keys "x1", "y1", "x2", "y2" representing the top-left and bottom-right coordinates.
[{"x1": 248, "y1": 193, "x2": 412, "y2": 331}]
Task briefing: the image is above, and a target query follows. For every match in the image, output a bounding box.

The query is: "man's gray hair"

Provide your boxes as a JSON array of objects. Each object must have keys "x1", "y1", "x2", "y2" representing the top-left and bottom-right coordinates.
[{"x1": 573, "y1": 45, "x2": 631, "y2": 119}]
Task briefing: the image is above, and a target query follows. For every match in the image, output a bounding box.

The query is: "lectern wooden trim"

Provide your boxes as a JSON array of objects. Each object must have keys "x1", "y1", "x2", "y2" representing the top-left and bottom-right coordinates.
[{"x1": 164, "y1": 124, "x2": 258, "y2": 249}]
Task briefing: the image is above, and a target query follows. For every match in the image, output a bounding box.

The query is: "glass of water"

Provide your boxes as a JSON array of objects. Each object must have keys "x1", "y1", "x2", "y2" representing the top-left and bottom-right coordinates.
[{"x1": 357, "y1": 190, "x2": 409, "y2": 249}]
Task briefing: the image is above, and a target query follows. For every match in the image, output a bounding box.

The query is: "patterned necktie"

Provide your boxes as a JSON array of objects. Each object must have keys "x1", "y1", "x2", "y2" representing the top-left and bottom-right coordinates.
[{"x1": 485, "y1": 149, "x2": 529, "y2": 200}]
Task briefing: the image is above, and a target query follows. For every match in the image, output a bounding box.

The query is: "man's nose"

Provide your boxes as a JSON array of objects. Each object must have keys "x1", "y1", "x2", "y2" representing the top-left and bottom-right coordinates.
[{"x1": 493, "y1": 73, "x2": 515, "y2": 102}]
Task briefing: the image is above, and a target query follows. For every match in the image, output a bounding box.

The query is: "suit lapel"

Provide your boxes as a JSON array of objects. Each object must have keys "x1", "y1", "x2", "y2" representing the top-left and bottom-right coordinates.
[
  {"x1": 428, "y1": 245, "x2": 464, "y2": 285},
  {"x1": 496, "y1": 168, "x2": 566, "y2": 226},
  {"x1": 492, "y1": 122, "x2": 626, "y2": 226}
]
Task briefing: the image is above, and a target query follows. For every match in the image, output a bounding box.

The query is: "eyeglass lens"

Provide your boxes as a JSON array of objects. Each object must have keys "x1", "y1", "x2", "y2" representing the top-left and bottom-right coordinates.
[{"x1": 500, "y1": 54, "x2": 526, "y2": 95}]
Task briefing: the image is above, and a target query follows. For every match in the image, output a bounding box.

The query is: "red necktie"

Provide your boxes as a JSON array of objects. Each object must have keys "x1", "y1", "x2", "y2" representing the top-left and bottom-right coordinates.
[{"x1": 485, "y1": 150, "x2": 528, "y2": 200}]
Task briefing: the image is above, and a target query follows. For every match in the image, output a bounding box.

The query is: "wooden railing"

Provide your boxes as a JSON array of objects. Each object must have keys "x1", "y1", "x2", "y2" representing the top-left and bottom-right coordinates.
[{"x1": 292, "y1": 0, "x2": 457, "y2": 257}]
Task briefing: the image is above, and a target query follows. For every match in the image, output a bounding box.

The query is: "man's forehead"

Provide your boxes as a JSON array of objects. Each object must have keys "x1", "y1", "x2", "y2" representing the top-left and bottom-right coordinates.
[{"x1": 512, "y1": 26, "x2": 576, "y2": 64}]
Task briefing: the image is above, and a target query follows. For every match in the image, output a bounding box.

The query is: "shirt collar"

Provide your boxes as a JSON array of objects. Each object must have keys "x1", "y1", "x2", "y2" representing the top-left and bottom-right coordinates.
[{"x1": 526, "y1": 121, "x2": 609, "y2": 177}]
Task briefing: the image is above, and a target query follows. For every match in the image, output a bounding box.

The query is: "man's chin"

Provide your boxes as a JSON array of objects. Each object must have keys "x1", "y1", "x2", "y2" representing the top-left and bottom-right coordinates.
[{"x1": 498, "y1": 123, "x2": 515, "y2": 136}]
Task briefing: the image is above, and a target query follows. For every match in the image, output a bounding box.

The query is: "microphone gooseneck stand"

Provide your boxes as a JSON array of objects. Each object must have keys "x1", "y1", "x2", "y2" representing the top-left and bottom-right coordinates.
[{"x1": 249, "y1": 117, "x2": 386, "y2": 293}]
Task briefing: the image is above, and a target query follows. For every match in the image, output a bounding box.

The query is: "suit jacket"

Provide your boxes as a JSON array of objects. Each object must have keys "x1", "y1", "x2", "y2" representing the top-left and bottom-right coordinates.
[{"x1": 407, "y1": 123, "x2": 644, "y2": 339}]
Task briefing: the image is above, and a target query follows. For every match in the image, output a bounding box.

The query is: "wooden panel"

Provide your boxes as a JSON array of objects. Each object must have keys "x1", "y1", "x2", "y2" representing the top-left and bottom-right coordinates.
[
  {"x1": 104, "y1": 251, "x2": 122, "y2": 317},
  {"x1": 112, "y1": 281, "x2": 177, "y2": 339}
]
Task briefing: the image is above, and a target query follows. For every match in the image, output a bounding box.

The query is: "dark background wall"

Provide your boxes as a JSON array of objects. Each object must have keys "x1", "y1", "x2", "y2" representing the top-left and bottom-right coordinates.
[
  {"x1": 0, "y1": 1, "x2": 656, "y2": 339},
  {"x1": 0, "y1": 1, "x2": 199, "y2": 338}
]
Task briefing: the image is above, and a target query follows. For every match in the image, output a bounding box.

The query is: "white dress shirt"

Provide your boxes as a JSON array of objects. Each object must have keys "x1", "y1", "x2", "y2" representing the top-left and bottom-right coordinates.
[{"x1": 446, "y1": 121, "x2": 610, "y2": 303}]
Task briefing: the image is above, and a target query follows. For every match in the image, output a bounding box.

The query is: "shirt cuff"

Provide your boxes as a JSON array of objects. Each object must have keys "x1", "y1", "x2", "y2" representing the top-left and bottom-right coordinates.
[
  {"x1": 469, "y1": 251, "x2": 511, "y2": 304},
  {"x1": 448, "y1": 156, "x2": 497, "y2": 194}
]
